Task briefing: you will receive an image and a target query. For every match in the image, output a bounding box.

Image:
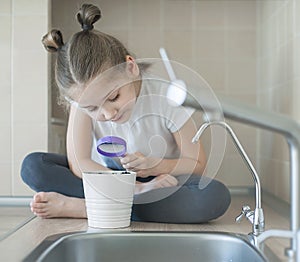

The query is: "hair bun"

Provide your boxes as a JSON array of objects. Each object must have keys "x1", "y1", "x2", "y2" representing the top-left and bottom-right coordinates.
[
  {"x1": 77, "y1": 4, "x2": 101, "y2": 31},
  {"x1": 41, "y1": 29, "x2": 64, "y2": 52}
]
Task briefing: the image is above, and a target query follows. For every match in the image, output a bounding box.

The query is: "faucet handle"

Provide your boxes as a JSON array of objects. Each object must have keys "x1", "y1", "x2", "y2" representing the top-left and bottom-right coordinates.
[{"x1": 235, "y1": 205, "x2": 252, "y2": 223}]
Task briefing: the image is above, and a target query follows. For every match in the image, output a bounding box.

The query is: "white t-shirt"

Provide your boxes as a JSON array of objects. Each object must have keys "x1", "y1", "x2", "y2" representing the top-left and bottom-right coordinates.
[{"x1": 91, "y1": 77, "x2": 195, "y2": 166}]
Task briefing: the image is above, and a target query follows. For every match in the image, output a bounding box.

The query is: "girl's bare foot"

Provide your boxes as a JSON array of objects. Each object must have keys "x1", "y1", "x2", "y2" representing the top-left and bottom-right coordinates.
[
  {"x1": 135, "y1": 174, "x2": 178, "y2": 194},
  {"x1": 30, "y1": 192, "x2": 87, "y2": 219}
]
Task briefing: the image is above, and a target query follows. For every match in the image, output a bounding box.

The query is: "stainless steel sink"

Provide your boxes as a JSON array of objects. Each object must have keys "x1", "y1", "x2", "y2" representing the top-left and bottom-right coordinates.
[{"x1": 24, "y1": 231, "x2": 268, "y2": 262}]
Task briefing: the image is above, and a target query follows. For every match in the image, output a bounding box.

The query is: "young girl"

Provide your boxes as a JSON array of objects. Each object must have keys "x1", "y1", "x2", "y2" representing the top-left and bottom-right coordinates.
[{"x1": 21, "y1": 3, "x2": 230, "y2": 223}]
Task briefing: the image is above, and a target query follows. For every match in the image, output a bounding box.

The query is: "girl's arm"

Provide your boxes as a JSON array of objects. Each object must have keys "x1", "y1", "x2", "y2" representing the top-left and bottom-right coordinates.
[
  {"x1": 157, "y1": 113, "x2": 207, "y2": 176},
  {"x1": 66, "y1": 105, "x2": 111, "y2": 178},
  {"x1": 121, "y1": 112, "x2": 207, "y2": 177}
]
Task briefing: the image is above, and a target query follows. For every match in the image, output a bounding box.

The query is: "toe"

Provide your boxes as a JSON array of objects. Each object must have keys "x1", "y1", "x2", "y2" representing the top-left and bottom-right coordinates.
[
  {"x1": 34, "y1": 192, "x2": 47, "y2": 203},
  {"x1": 31, "y1": 202, "x2": 48, "y2": 214}
]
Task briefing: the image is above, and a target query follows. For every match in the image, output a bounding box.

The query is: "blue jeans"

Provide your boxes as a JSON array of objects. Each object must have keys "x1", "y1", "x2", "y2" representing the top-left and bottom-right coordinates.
[{"x1": 21, "y1": 152, "x2": 231, "y2": 223}]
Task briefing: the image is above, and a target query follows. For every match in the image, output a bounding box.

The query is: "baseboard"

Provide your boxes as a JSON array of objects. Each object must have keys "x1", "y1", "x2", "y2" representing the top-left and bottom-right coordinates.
[
  {"x1": 228, "y1": 186, "x2": 290, "y2": 219},
  {"x1": 0, "y1": 196, "x2": 32, "y2": 206},
  {"x1": 261, "y1": 190, "x2": 290, "y2": 219}
]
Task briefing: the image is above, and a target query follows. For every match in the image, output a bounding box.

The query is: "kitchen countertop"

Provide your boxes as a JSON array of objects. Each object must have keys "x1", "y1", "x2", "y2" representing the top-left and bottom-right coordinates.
[{"x1": 0, "y1": 195, "x2": 290, "y2": 261}]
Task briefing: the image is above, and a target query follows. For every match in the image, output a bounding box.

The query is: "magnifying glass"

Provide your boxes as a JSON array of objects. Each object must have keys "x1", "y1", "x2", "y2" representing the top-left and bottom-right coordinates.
[{"x1": 96, "y1": 136, "x2": 127, "y2": 157}]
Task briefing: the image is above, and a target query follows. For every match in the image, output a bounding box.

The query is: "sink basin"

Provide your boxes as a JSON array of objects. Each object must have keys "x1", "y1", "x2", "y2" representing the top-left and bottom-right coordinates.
[{"x1": 24, "y1": 231, "x2": 267, "y2": 262}]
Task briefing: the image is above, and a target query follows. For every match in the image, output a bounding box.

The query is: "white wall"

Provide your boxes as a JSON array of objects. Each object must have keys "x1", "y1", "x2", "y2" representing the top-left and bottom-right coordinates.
[
  {"x1": 0, "y1": 0, "x2": 49, "y2": 196},
  {"x1": 257, "y1": 0, "x2": 300, "y2": 203},
  {"x1": 2, "y1": 0, "x2": 297, "y2": 201}
]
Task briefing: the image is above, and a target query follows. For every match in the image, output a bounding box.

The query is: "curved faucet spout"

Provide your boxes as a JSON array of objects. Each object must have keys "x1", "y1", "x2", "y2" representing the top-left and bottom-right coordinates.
[{"x1": 193, "y1": 121, "x2": 264, "y2": 235}]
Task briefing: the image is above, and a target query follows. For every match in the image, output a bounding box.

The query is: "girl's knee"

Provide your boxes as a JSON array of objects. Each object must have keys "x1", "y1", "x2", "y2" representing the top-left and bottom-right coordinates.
[
  {"x1": 181, "y1": 177, "x2": 231, "y2": 220},
  {"x1": 208, "y1": 179, "x2": 231, "y2": 217},
  {"x1": 21, "y1": 152, "x2": 45, "y2": 185}
]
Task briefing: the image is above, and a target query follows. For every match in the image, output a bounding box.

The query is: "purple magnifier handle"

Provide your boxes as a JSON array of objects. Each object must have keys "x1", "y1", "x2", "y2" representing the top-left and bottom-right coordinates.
[{"x1": 97, "y1": 136, "x2": 127, "y2": 157}]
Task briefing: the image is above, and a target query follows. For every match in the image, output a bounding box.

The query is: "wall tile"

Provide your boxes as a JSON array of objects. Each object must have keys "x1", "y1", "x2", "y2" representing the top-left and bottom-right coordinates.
[
  {"x1": 193, "y1": 60, "x2": 226, "y2": 92},
  {"x1": 13, "y1": 50, "x2": 47, "y2": 89},
  {"x1": 225, "y1": 92, "x2": 257, "y2": 107},
  {"x1": 293, "y1": 36, "x2": 300, "y2": 79},
  {"x1": 278, "y1": 2, "x2": 289, "y2": 47},
  {"x1": 0, "y1": 53, "x2": 11, "y2": 87},
  {"x1": 292, "y1": 78, "x2": 300, "y2": 120},
  {"x1": 259, "y1": 19, "x2": 274, "y2": 60},
  {"x1": 225, "y1": 1, "x2": 256, "y2": 29},
  {"x1": 13, "y1": 0, "x2": 48, "y2": 15},
  {"x1": 273, "y1": 134, "x2": 290, "y2": 163},
  {"x1": 163, "y1": 0, "x2": 193, "y2": 30},
  {"x1": 258, "y1": 84, "x2": 293, "y2": 117},
  {"x1": 258, "y1": 157, "x2": 277, "y2": 195},
  {"x1": 285, "y1": 0, "x2": 297, "y2": 40},
  {"x1": 259, "y1": 131, "x2": 290, "y2": 163},
  {"x1": 215, "y1": 155, "x2": 254, "y2": 187},
  {"x1": 96, "y1": 0, "x2": 129, "y2": 29},
  {"x1": 130, "y1": 0, "x2": 161, "y2": 29},
  {"x1": 226, "y1": 30, "x2": 256, "y2": 59},
  {"x1": 284, "y1": 40, "x2": 294, "y2": 82},
  {"x1": 48, "y1": 124, "x2": 67, "y2": 154},
  {"x1": 195, "y1": 1, "x2": 225, "y2": 29},
  {"x1": 0, "y1": 16, "x2": 12, "y2": 92},
  {"x1": 195, "y1": 29, "x2": 225, "y2": 60},
  {"x1": 12, "y1": 123, "x2": 47, "y2": 164},
  {"x1": 296, "y1": 0, "x2": 300, "y2": 37},
  {"x1": 274, "y1": 161, "x2": 290, "y2": 203},
  {"x1": 269, "y1": 14, "x2": 280, "y2": 53},
  {"x1": 128, "y1": 29, "x2": 162, "y2": 58},
  {"x1": 0, "y1": 164, "x2": 12, "y2": 195},
  {"x1": 0, "y1": 88, "x2": 11, "y2": 126},
  {"x1": 257, "y1": 88, "x2": 277, "y2": 111},
  {"x1": 51, "y1": 0, "x2": 79, "y2": 35},
  {"x1": 163, "y1": 30, "x2": 193, "y2": 68},
  {"x1": 260, "y1": 0, "x2": 281, "y2": 23},
  {"x1": 0, "y1": 125, "x2": 11, "y2": 164},
  {"x1": 271, "y1": 47, "x2": 289, "y2": 88},
  {"x1": 258, "y1": 57, "x2": 273, "y2": 89},
  {"x1": 226, "y1": 59, "x2": 257, "y2": 93},
  {"x1": 13, "y1": 92, "x2": 48, "y2": 124},
  {"x1": 0, "y1": 0, "x2": 11, "y2": 14},
  {"x1": 225, "y1": 120, "x2": 257, "y2": 158},
  {"x1": 276, "y1": 82, "x2": 293, "y2": 116},
  {"x1": 0, "y1": 16, "x2": 11, "y2": 50},
  {"x1": 13, "y1": 15, "x2": 48, "y2": 51},
  {"x1": 12, "y1": 51, "x2": 48, "y2": 124},
  {"x1": 101, "y1": 29, "x2": 129, "y2": 50}
]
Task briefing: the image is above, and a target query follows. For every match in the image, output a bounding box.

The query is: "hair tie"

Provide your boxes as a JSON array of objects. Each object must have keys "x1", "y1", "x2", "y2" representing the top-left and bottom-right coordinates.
[{"x1": 82, "y1": 24, "x2": 93, "y2": 31}]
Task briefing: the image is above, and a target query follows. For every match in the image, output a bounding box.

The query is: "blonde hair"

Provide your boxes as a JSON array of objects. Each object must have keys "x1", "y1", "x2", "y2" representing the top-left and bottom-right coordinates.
[{"x1": 42, "y1": 3, "x2": 145, "y2": 102}]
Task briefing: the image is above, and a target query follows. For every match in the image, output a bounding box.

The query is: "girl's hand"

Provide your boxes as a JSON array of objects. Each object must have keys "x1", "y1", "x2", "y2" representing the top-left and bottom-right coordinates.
[
  {"x1": 120, "y1": 152, "x2": 161, "y2": 178},
  {"x1": 135, "y1": 174, "x2": 179, "y2": 194}
]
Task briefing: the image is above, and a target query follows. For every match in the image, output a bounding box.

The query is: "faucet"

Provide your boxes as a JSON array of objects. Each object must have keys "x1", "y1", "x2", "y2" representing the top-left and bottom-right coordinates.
[
  {"x1": 160, "y1": 48, "x2": 299, "y2": 257},
  {"x1": 192, "y1": 121, "x2": 265, "y2": 236},
  {"x1": 181, "y1": 93, "x2": 300, "y2": 258}
]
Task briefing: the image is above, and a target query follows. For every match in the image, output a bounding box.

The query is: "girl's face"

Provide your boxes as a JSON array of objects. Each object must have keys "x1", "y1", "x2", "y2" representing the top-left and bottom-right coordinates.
[{"x1": 76, "y1": 57, "x2": 141, "y2": 124}]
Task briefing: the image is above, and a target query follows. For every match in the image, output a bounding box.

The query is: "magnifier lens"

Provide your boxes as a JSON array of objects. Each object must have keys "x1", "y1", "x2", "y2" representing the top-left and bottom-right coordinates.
[
  {"x1": 97, "y1": 136, "x2": 127, "y2": 157},
  {"x1": 98, "y1": 143, "x2": 126, "y2": 154}
]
